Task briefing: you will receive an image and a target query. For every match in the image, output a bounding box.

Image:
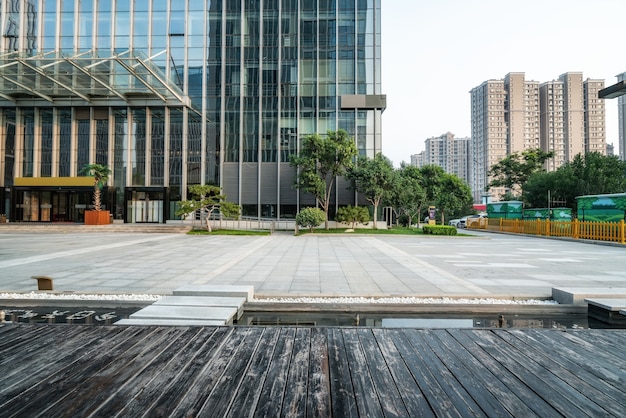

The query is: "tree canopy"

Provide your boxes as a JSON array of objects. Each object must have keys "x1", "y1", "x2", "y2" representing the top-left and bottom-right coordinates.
[
  {"x1": 488, "y1": 148, "x2": 554, "y2": 198},
  {"x1": 176, "y1": 185, "x2": 240, "y2": 232},
  {"x1": 290, "y1": 130, "x2": 357, "y2": 229},
  {"x1": 346, "y1": 153, "x2": 395, "y2": 229},
  {"x1": 524, "y1": 152, "x2": 626, "y2": 211}
]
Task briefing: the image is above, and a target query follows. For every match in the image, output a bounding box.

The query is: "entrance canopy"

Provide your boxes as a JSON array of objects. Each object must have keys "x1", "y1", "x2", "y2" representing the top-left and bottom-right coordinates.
[{"x1": 0, "y1": 49, "x2": 195, "y2": 111}]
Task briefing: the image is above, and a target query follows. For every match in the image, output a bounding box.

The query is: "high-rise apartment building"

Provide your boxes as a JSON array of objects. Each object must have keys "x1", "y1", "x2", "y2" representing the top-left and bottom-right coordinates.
[
  {"x1": 617, "y1": 71, "x2": 626, "y2": 159},
  {"x1": 410, "y1": 132, "x2": 470, "y2": 184},
  {"x1": 471, "y1": 72, "x2": 604, "y2": 203},
  {"x1": 0, "y1": 0, "x2": 385, "y2": 223}
]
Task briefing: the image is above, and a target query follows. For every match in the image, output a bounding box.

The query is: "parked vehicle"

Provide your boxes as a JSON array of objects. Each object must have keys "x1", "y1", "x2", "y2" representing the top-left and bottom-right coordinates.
[
  {"x1": 448, "y1": 218, "x2": 461, "y2": 227},
  {"x1": 456, "y1": 214, "x2": 488, "y2": 228}
]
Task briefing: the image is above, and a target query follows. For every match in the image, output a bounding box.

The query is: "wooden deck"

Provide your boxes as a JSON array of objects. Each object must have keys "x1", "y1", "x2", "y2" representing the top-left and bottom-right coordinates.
[{"x1": 0, "y1": 324, "x2": 625, "y2": 417}]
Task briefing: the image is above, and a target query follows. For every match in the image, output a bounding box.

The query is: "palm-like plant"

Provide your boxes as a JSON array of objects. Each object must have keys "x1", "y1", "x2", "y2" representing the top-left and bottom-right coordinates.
[{"x1": 81, "y1": 164, "x2": 111, "y2": 211}]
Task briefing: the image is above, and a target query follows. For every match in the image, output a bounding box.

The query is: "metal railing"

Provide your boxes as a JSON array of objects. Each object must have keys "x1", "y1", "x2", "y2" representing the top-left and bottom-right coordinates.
[{"x1": 469, "y1": 218, "x2": 626, "y2": 244}]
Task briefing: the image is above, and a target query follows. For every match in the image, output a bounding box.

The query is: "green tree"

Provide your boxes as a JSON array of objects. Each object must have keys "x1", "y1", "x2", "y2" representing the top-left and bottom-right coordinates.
[
  {"x1": 435, "y1": 174, "x2": 473, "y2": 224},
  {"x1": 488, "y1": 149, "x2": 554, "y2": 198},
  {"x1": 336, "y1": 205, "x2": 370, "y2": 229},
  {"x1": 346, "y1": 153, "x2": 395, "y2": 229},
  {"x1": 295, "y1": 207, "x2": 326, "y2": 232},
  {"x1": 80, "y1": 163, "x2": 111, "y2": 211},
  {"x1": 389, "y1": 164, "x2": 427, "y2": 227},
  {"x1": 524, "y1": 152, "x2": 626, "y2": 212},
  {"x1": 176, "y1": 185, "x2": 240, "y2": 232},
  {"x1": 290, "y1": 130, "x2": 357, "y2": 229}
]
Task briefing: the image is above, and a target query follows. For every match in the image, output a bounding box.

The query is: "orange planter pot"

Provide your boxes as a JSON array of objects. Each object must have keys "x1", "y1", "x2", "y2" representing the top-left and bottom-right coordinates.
[{"x1": 84, "y1": 210, "x2": 111, "y2": 225}]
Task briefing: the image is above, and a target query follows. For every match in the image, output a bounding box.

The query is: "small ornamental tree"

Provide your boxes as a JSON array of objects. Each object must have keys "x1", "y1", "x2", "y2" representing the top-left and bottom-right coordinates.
[
  {"x1": 290, "y1": 130, "x2": 357, "y2": 229},
  {"x1": 295, "y1": 207, "x2": 326, "y2": 233},
  {"x1": 81, "y1": 163, "x2": 111, "y2": 211},
  {"x1": 176, "y1": 185, "x2": 240, "y2": 232},
  {"x1": 336, "y1": 205, "x2": 370, "y2": 229}
]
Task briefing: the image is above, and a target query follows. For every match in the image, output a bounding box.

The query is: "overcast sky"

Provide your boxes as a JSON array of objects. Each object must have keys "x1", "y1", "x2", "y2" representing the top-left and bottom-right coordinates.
[{"x1": 381, "y1": 0, "x2": 626, "y2": 167}]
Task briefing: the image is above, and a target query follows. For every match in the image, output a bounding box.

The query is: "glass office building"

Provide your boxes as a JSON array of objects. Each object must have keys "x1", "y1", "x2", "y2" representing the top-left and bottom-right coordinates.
[{"x1": 0, "y1": 0, "x2": 384, "y2": 223}]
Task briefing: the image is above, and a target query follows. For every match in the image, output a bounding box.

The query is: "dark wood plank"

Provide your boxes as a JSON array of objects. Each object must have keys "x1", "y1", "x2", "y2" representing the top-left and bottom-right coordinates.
[
  {"x1": 223, "y1": 327, "x2": 282, "y2": 418},
  {"x1": 306, "y1": 327, "x2": 331, "y2": 417},
  {"x1": 420, "y1": 330, "x2": 516, "y2": 417},
  {"x1": 197, "y1": 327, "x2": 267, "y2": 417},
  {"x1": 253, "y1": 327, "x2": 297, "y2": 418},
  {"x1": 138, "y1": 326, "x2": 236, "y2": 417},
  {"x1": 86, "y1": 327, "x2": 216, "y2": 417},
  {"x1": 402, "y1": 329, "x2": 487, "y2": 417},
  {"x1": 340, "y1": 328, "x2": 385, "y2": 417},
  {"x1": 0, "y1": 326, "x2": 143, "y2": 410},
  {"x1": 164, "y1": 327, "x2": 253, "y2": 417},
  {"x1": 559, "y1": 329, "x2": 626, "y2": 367},
  {"x1": 514, "y1": 329, "x2": 626, "y2": 385},
  {"x1": 40, "y1": 327, "x2": 189, "y2": 418},
  {"x1": 1, "y1": 326, "x2": 170, "y2": 417},
  {"x1": 280, "y1": 327, "x2": 312, "y2": 417},
  {"x1": 326, "y1": 327, "x2": 359, "y2": 418},
  {"x1": 447, "y1": 329, "x2": 560, "y2": 418},
  {"x1": 389, "y1": 329, "x2": 466, "y2": 417},
  {"x1": 371, "y1": 329, "x2": 435, "y2": 417},
  {"x1": 463, "y1": 329, "x2": 612, "y2": 417},
  {"x1": 503, "y1": 329, "x2": 626, "y2": 410},
  {"x1": 356, "y1": 329, "x2": 409, "y2": 417}
]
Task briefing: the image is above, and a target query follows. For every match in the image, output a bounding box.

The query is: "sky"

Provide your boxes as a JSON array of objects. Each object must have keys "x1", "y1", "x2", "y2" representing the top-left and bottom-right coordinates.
[{"x1": 381, "y1": 0, "x2": 626, "y2": 167}]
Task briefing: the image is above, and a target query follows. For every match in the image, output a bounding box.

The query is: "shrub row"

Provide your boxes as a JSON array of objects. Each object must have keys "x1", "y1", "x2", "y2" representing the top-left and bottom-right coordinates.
[{"x1": 422, "y1": 225, "x2": 458, "y2": 235}]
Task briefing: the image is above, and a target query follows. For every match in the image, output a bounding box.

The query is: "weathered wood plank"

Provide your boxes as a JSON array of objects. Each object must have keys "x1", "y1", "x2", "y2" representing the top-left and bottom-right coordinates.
[
  {"x1": 0, "y1": 326, "x2": 144, "y2": 412},
  {"x1": 371, "y1": 329, "x2": 435, "y2": 417},
  {"x1": 420, "y1": 330, "x2": 515, "y2": 417},
  {"x1": 465, "y1": 330, "x2": 612, "y2": 417},
  {"x1": 86, "y1": 327, "x2": 214, "y2": 416},
  {"x1": 139, "y1": 326, "x2": 235, "y2": 417},
  {"x1": 306, "y1": 327, "x2": 331, "y2": 417},
  {"x1": 253, "y1": 327, "x2": 296, "y2": 418},
  {"x1": 281, "y1": 327, "x2": 312, "y2": 417},
  {"x1": 197, "y1": 327, "x2": 267, "y2": 417},
  {"x1": 403, "y1": 330, "x2": 488, "y2": 417},
  {"x1": 1, "y1": 326, "x2": 173, "y2": 417},
  {"x1": 41, "y1": 327, "x2": 189, "y2": 417},
  {"x1": 446, "y1": 329, "x2": 560, "y2": 418},
  {"x1": 166, "y1": 327, "x2": 253, "y2": 417},
  {"x1": 356, "y1": 329, "x2": 409, "y2": 417},
  {"x1": 341, "y1": 328, "x2": 384, "y2": 417},
  {"x1": 503, "y1": 329, "x2": 626, "y2": 411},
  {"x1": 223, "y1": 327, "x2": 282, "y2": 418},
  {"x1": 326, "y1": 327, "x2": 359, "y2": 418},
  {"x1": 390, "y1": 329, "x2": 466, "y2": 417}
]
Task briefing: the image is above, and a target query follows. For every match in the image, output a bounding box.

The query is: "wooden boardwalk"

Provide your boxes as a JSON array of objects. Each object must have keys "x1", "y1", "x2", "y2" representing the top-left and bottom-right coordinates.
[{"x1": 0, "y1": 324, "x2": 625, "y2": 417}]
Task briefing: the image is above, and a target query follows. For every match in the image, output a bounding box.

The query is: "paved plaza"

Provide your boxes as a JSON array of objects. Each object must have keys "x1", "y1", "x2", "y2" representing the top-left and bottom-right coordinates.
[{"x1": 1, "y1": 228, "x2": 626, "y2": 299}]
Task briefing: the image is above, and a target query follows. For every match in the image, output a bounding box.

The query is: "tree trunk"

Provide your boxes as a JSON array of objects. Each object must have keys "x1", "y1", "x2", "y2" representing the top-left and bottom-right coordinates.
[{"x1": 373, "y1": 203, "x2": 378, "y2": 229}]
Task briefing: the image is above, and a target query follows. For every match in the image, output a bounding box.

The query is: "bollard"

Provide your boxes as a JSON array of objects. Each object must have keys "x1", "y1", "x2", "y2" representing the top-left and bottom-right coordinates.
[{"x1": 32, "y1": 275, "x2": 54, "y2": 291}]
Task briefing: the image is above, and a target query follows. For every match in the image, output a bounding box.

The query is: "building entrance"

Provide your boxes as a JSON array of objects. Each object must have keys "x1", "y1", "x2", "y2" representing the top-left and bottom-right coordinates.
[
  {"x1": 14, "y1": 189, "x2": 91, "y2": 222},
  {"x1": 126, "y1": 188, "x2": 167, "y2": 223}
]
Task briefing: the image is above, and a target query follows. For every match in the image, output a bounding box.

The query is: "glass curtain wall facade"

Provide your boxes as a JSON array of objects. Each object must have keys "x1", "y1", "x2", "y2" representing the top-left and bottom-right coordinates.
[{"x1": 0, "y1": 0, "x2": 384, "y2": 222}]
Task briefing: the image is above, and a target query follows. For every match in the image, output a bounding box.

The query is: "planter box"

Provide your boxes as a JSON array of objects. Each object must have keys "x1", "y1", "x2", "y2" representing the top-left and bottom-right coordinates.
[{"x1": 84, "y1": 210, "x2": 111, "y2": 225}]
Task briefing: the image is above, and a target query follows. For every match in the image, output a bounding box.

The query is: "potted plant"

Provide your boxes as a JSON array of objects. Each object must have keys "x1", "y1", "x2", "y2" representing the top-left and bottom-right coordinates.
[{"x1": 81, "y1": 163, "x2": 112, "y2": 225}]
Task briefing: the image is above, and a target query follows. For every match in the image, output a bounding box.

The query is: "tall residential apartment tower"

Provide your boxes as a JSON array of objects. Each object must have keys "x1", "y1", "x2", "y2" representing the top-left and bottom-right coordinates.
[
  {"x1": 0, "y1": 0, "x2": 385, "y2": 223},
  {"x1": 471, "y1": 72, "x2": 605, "y2": 203},
  {"x1": 410, "y1": 132, "x2": 470, "y2": 185}
]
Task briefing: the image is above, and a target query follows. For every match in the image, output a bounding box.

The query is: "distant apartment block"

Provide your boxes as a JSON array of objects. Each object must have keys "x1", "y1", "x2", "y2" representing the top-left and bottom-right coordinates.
[
  {"x1": 471, "y1": 72, "x2": 605, "y2": 203},
  {"x1": 410, "y1": 133, "x2": 470, "y2": 184},
  {"x1": 618, "y1": 71, "x2": 626, "y2": 159}
]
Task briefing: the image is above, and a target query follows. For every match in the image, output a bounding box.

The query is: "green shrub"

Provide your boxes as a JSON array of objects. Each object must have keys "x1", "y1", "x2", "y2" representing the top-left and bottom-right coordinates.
[
  {"x1": 422, "y1": 225, "x2": 457, "y2": 235},
  {"x1": 296, "y1": 207, "x2": 326, "y2": 232}
]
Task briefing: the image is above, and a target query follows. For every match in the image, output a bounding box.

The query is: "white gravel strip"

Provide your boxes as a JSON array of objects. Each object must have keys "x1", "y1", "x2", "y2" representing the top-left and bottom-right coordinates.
[
  {"x1": 252, "y1": 297, "x2": 558, "y2": 305},
  {"x1": 0, "y1": 292, "x2": 162, "y2": 302}
]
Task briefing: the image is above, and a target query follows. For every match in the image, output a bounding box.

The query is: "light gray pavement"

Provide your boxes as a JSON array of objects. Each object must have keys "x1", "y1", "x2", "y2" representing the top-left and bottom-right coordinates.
[{"x1": 1, "y1": 228, "x2": 625, "y2": 299}]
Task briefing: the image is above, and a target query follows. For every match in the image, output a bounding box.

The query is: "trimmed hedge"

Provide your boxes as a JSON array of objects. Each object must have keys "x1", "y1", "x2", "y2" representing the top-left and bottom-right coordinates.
[{"x1": 422, "y1": 225, "x2": 458, "y2": 235}]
